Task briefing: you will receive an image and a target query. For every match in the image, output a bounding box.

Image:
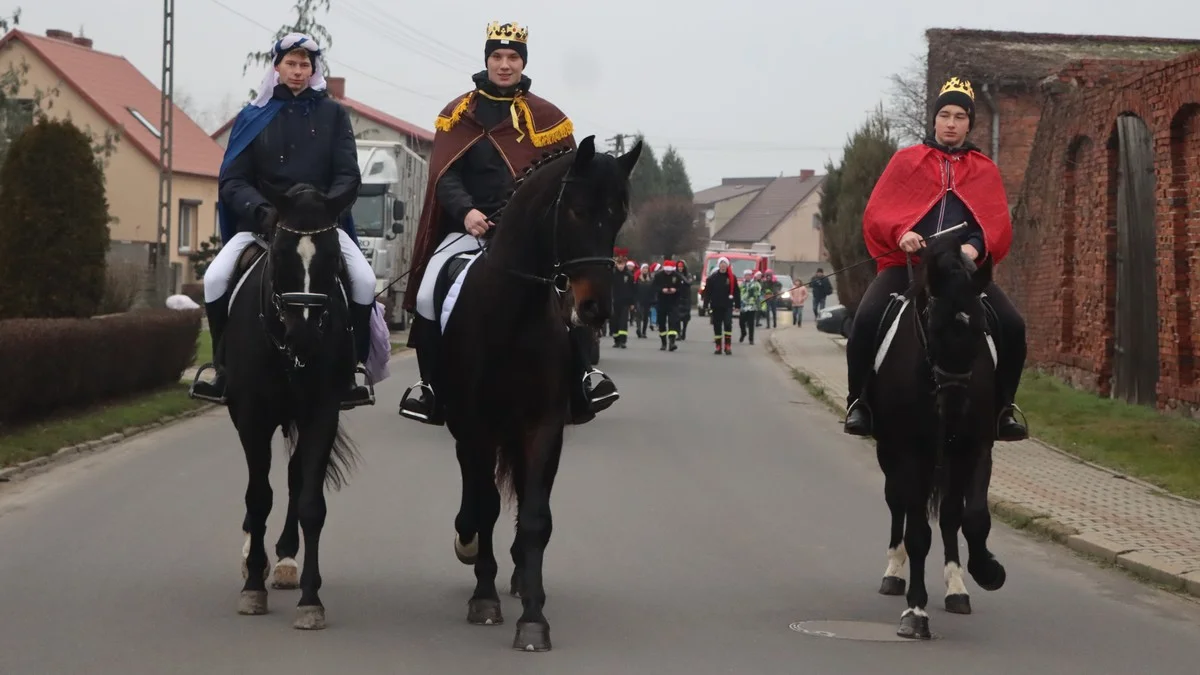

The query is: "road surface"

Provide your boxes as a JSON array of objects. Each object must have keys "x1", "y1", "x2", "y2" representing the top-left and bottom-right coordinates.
[{"x1": 1, "y1": 324, "x2": 1198, "y2": 674}]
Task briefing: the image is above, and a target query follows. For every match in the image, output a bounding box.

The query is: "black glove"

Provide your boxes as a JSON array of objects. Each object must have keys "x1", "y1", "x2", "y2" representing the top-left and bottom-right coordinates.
[{"x1": 255, "y1": 204, "x2": 278, "y2": 233}]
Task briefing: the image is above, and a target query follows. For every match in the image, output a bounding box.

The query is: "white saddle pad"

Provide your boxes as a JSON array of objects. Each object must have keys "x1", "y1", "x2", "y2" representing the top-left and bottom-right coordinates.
[
  {"x1": 439, "y1": 252, "x2": 482, "y2": 333},
  {"x1": 873, "y1": 297, "x2": 997, "y2": 372}
]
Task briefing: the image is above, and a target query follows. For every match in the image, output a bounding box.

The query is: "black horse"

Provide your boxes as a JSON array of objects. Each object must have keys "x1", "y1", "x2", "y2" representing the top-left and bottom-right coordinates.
[
  {"x1": 219, "y1": 184, "x2": 360, "y2": 630},
  {"x1": 870, "y1": 234, "x2": 1007, "y2": 639},
  {"x1": 435, "y1": 136, "x2": 641, "y2": 652}
]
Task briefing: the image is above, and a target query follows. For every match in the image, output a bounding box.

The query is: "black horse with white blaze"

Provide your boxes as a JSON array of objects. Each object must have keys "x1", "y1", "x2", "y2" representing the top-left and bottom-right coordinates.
[
  {"x1": 221, "y1": 184, "x2": 360, "y2": 630},
  {"x1": 435, "y1": 136, "x2": 641, "y2": 652},
  {"x1": 870, "y1": 234, "x2": 1008, "y2": 639}
]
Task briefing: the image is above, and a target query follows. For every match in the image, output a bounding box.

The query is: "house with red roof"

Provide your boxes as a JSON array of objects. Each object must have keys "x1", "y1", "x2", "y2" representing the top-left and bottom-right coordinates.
[
  {"x1": 211, "y1": 76, "x2": 433, "y2": 159},
  {"x1": 0, "y1": 28, "x2": 225, "y2": 290}
]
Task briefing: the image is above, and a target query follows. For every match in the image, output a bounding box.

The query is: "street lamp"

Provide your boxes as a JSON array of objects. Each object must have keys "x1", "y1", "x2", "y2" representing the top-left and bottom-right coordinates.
[{"x1": 152, "y1": 0, "x2": 175, "y2": 305}]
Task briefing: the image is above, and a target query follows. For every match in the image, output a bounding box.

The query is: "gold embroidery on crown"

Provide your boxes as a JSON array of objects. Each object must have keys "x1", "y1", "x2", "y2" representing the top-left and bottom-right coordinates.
[
  {"x1": 486, "y1": 21, "x2": 529, "y2": 44},
  {"x1": 939, "y1": 77, "x2": 975, "y2": 100}
]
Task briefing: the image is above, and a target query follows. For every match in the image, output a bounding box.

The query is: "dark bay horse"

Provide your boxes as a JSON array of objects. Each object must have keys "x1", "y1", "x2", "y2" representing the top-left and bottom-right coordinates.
[
  {"x1": 222, "y1": 184, "x2": 360, "y2": 630},
  {"x1": 437, "y1": 136, "x2": 641, "y2": 652},
  {"x1": 869, "y1": 234, "x2": 1007, "y2": 639}
]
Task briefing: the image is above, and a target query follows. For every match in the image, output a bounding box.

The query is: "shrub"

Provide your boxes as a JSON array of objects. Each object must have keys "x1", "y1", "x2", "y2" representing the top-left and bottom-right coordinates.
[
  {"x1": 0, "y1": 308, "x2": 201, "y2": 426},
  {"x1": 96, "y1": 260, "x2": 145, "y2": 315},
  {"x1": 0, "y1": 117, "x2": 111, "y2": 320}
]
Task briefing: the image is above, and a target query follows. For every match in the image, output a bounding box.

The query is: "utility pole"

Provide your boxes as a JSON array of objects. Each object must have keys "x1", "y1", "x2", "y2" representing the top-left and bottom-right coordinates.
[
  {"x1": 152, "y1": 0, "x2": 176, "y2": 306},
  {"x1": 605, "y1": 133, "x2": 636, "y2": 156}
]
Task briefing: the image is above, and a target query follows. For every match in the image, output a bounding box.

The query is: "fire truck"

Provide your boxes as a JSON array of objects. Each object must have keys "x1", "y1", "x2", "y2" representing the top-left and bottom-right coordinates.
[{"x1": 696, "y1": 241, "x2": 774, "y2": 316}]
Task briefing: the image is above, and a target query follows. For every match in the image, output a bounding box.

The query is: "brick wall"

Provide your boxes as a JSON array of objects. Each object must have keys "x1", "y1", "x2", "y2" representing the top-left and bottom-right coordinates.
[{"x1": 1000, "y1": 52, "x2": 1200, "y2": 415}]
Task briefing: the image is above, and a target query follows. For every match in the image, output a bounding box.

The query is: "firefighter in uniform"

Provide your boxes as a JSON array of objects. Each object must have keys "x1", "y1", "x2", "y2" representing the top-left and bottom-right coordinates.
[
  {"x1": 653, "y1": 259, "x2": 685, "y2": 351},
  {"x1": 610, "y1": 258, "x2": 636, "y2": 348}
]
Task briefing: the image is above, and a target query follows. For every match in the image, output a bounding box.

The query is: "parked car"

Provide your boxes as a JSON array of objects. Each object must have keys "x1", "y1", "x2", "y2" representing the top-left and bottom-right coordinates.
[{"x1": 817, "y1": 304, "x2": 853, "y2": 338}]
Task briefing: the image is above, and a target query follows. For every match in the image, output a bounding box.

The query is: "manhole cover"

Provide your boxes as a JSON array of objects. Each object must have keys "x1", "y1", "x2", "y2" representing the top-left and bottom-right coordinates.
[{"x1": 789, "y1": 620, "x2": 937, "y2": 642}]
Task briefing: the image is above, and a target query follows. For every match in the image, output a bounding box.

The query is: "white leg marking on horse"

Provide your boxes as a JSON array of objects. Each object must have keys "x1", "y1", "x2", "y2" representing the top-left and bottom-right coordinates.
[
  {"x1": 297, "y1": 236, "x2": 316, "y2": 320},
  {"x1": 944, "y1": 561, "x2": 968, "y2": 596},
  {"x1": 884, "y1": 543, "x2": 908, "y2": 578},
  {"x1": 901, "y1": 607, "x2": 929, "y2": 618},
  {"x1": 455, "y1": 532, "x2": 479, "y2": 559},
  {"x1": 242, "y1": 531, "x2": 251, "y2": 559}
]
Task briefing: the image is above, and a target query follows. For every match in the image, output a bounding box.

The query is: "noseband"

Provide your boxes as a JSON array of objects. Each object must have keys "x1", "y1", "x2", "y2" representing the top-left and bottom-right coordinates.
[
  {"x1": 506, "y1": 164, "x2": 617, "y2": 294},
  {"x1": 259, "y1": 221, "x2": 343, "y2": 370}
]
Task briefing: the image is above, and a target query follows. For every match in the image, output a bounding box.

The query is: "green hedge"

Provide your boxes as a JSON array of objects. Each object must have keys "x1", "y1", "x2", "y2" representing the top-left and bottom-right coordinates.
[{"x1": 0, "y1": 308, "x2": 202, "y2": 425}]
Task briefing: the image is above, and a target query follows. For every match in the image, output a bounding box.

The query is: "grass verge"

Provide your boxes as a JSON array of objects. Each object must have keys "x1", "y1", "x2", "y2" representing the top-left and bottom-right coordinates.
[
  {"x1": 0, "y1": 383, "x2": 205, "y2": 469},
  {"x1": 1015, "y1": 370, "x2": 1200, "y2": 500},
  {"x1": 789, "y1": 368, "x2": 839, "y2": 412}
]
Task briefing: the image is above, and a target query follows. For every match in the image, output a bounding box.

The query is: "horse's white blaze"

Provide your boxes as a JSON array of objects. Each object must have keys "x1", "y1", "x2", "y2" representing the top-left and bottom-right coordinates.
[
  {"x1": 884, "y1": 543, "x2": 908, "y2": 578},
  {"x1": 944, "y1": 561, "x2": 968, "y2": 596},
  {"x1": 297, "y1": 236, "x2": 316, "y2": 319},
  {"x1": 901, "y1": 607, "x2": 929, "y2": 618}
]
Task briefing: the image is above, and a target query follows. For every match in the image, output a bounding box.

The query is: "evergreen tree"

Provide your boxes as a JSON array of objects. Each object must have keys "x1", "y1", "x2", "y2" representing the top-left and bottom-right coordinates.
[
  {"x1": 0, "y1": 118, "x2": 110, "y2": 319},
  {"x1": 244, "y1": 0, "x2": 335, "y2": 102},
  {"x1": 626, "y1": 133, "x2": 663, "y2": 212},
  {"x1": 634, "y1": 196, "x2": 707, "y2": 258},
  {"x1": 659, "y1": 146, "x2": 693, "y2": 200},
  {"x1": 818, "y1": 104, "x2": 898, "y2": 312}
]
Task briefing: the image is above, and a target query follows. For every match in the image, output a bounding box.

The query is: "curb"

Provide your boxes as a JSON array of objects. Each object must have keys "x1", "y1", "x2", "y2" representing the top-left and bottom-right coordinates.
[
  {"x1": 768, "y1": 333, "x2": 1200, "y2": 601},
  {"x1": 0, "y1": 403, "x2": 217, "y2": 484},
  {"x1": 1, "y1": 348, "x2": 418, "y2": 486}
]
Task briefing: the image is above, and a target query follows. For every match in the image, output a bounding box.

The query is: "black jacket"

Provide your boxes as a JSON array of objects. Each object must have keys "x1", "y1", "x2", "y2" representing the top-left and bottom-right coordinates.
[
  {"x1": 653, "y1": 270, "x2": 684, "y2": 306},
  {"x1": 435, "y1": 72, "x2": 532, "y2": 235},
  {"x1": 635, "y1": 278, "x2": 656, "y2": 306},
  {"x1": 612, "y1": 269, "x2": 636, "y2": 305},
  {"x1": 703, "y1": 270, "x2": 739, "y2": 310},
  {"x1": 219, "y1": 84, "x2": 361, "y2": 235}
]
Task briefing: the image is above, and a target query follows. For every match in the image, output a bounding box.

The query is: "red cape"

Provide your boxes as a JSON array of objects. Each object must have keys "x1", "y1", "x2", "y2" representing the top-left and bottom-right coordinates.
[{"x1": 862, "y1": 144, "x2": 1012, "y2": 272}]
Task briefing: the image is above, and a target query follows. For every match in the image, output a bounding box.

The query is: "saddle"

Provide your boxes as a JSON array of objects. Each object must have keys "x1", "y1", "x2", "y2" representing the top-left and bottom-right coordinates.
[
  {"x1": 871, "y1": 292, "x2": 1000, "y2": 373},
  {"x1": 433, "y1": 250, "x2": 483, "y2": 331},
  {"x1": 226, "y1": 236, "x2": 269, "y2": 310}
]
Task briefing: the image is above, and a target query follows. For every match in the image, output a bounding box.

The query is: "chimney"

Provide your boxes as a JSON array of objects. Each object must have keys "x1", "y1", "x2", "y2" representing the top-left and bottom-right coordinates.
[
  {"x1": 327, "y1": 76, "x2": 345, "y2": 99},
  {"x1": 800, "y1": 169, "x2": 815, "y2": 179},
  {"x1": 45, "y1": 29, "x2": 74, "y2": 42},
  {"x1": 72, "y1": 37, "x2": 93, "y2": 48}
]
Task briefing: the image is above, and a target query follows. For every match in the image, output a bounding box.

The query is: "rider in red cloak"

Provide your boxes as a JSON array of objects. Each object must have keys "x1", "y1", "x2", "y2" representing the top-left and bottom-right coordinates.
[{"x1": 843, "y1": 76, "x2": 1028, "y2": 442}]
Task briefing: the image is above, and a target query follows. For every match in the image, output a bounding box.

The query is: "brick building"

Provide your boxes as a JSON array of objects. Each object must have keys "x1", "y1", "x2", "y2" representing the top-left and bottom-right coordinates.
[
  {"x1": 1002, "y1": 51, "x2": 1200, "y2": 416},
  {"x1": 924, "y1": 29, "x2": 1200, "y2": 204}
]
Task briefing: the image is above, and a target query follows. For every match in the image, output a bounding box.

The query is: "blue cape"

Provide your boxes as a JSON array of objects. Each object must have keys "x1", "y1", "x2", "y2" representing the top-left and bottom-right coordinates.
[{"x1": 216, "y1": 99, "x2": 358, "y2": 245}]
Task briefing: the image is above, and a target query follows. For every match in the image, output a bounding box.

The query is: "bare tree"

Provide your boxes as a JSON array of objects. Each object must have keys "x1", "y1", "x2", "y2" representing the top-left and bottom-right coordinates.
[{"x1": 886, "y1": 51, "x2": 929, "y2": 145}]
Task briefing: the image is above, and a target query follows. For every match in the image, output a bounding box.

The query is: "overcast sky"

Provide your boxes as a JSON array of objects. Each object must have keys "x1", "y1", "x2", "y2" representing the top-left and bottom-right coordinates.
[{"x1": 14, "y1": 0, "x2": 1200, "y2": 188}]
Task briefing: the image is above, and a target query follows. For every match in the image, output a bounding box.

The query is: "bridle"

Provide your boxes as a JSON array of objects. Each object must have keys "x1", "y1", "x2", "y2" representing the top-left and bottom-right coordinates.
[
  {"x1": 505, "y1": 163, "x2": 617, "y2": 294},
  {"x1": 258, "y1": 220, "x2": 344, "y2": 370},
  {"x1": 907, "y1": 253, "x2": 976, "y2": 395}
]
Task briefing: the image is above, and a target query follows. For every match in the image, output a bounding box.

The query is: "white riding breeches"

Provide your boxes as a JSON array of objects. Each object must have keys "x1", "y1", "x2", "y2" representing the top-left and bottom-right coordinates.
[
  {"x1": 415, "y1": 232, "x2": 483, "y2": 321},
  {"x1": 203, "y1": 229, "x2": 377, "y2": 306}
]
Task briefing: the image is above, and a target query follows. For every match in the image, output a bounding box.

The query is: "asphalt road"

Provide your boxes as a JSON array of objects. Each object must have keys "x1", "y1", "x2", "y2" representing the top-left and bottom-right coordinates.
[{"x1": 2, "y1": 324, "x2": 1199, "y2": 674}]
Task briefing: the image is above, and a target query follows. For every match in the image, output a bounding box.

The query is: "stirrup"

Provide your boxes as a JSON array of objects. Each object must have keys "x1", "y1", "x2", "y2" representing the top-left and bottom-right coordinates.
[
  {"x1": 996, "y1": 403, "x2": 1029, "y2": 436},
  {"x1": 188, "y1": 362, "x2": 226, "y2": 405},
  {"x1": 398, "y1": 381, "x2": 438, "y2": 422},
  {"x1": 582, "y1": 369, "x2": 619, "y2": 406},
  {"x1": 340, "y1": 365, "x2": 376, "y2": 410}
]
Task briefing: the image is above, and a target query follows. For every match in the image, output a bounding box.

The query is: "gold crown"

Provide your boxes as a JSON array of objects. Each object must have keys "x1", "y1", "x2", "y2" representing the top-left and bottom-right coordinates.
[
  {"x1": 486, "y1": 21, "x2": 528, "y2": 44},
  {"x1": 939, "y1": 77, "x2": 975, "y2": 100}
]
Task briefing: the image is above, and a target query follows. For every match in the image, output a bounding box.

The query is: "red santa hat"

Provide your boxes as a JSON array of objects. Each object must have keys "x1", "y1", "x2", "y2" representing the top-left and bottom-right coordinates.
[{"x1": 661, "y1": 259, "x2": 677, "y2": 272}]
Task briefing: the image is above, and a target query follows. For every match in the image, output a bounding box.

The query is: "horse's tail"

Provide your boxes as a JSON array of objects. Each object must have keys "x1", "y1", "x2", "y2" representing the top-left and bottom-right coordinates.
[
  {"x1": 927, "y1": 422, "x2": 947, "y2": 521},
  {"x1": 281, "y1": 420, "x2": 360, "y2": 491},
  {"x1": 494, "y1": 443, "x2": 517, "y2": 504}
]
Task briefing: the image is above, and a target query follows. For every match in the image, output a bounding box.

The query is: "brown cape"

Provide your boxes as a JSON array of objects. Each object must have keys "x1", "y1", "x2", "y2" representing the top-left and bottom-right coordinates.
[{"x1": 402, "y1": 88, "x2": 576, "y2": 311}]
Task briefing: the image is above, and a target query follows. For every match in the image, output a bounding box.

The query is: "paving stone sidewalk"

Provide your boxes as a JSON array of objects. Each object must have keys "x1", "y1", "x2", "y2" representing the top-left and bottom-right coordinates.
[{"x1": 768, "y1": 322, "x2": 1200, "y2": 599}]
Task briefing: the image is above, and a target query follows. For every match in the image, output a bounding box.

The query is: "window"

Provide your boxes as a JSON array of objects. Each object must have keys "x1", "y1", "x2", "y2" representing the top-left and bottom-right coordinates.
[
  {"x1": 1, "y1": 98, "x2": 35, "y2": 147},
  {"x1": 178, "y1": 200, "x2": 199, "y2": 253},
  {"x1": 127, "y1": 107, "x2": 161, "y2": 138},
  {"x1": 812, "y1": 213, "x2": 822, "y2": 230}
]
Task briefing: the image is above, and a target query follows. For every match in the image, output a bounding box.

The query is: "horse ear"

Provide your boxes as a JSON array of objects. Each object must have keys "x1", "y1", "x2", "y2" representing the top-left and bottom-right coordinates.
[
  {"x1": 324, "y1": 188, "x2": 357, "y2": 222},
  {"x1": 618, "y1": 139, "x2": 644, "y2": 178},
  {"x1": 573, "y1": 135, "x2": 596, "y2": 170},
  {"x1": 972, "y1": 254, "x2": 994, "y2": 295}
]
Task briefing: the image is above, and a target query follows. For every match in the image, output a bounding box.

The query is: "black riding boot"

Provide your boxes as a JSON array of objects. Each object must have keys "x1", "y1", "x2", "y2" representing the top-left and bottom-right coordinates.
[
  {"x1": 569, "y1": 326, "x2": 618, "y2": 425},
  {"x1": 995, "y1": 350, "x2": 1029, "y2": 442},
  {"x1": 843, "y1": 334, "x2": 874, "y2": 437},
  {"x1": 189, "y1": 299, "x2": 229, "y2": 404},
  {"x1": 341, "y1": 302, "x2": 375, "y2": 409},
  {"x1": 398, "y1": 317, "x2": 444, "y2": 425}
]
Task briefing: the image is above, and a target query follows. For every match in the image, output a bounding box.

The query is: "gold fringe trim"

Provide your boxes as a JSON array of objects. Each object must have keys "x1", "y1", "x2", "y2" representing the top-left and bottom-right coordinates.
[
  {"x1": 514, "y1": 96, "x2": 574, "y2": 147},
  {"x1": 434, "y1": 93, "x2": 473, "y2": 133}
]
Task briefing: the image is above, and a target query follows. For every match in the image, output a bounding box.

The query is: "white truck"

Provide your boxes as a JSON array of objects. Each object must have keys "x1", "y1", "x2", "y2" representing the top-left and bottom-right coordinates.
[{"x1": 352, "y1": 139, "x2": 429, "y2": 329}]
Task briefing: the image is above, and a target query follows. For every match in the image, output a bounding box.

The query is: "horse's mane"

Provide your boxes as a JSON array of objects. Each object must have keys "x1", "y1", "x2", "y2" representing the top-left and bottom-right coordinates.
[{"x1": 489, "y1": 146, "x2": 576, "y2": 233}]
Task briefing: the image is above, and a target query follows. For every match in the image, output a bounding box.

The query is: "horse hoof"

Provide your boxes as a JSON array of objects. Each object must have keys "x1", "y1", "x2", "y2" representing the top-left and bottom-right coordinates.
[
  {"x1": 878, "y1": 575, "x2": 906, "y2": 596},
  {"x1": 509, "y1": 569, "x2": 522, "y2": 598},
  {"x1": 293, "y1": 605, "x2": 326, "y2": 630},
  {"x1": 945, "y1": 593, "x2": 972, "y2": 614},
  {"x1": 467, "y1": 598, "x2": 504, "y2": 625},
  {"x1": 454, "y1": 533, "x2": 479, "y2": 565},
  {"x1": 237, "y1": 590, "x2": 268, "y2": 615},
  {"x1": 512, "y1": 622, "x2": 551, "y2": 652},
  {"x1": 969, "y1": 558, "x2": 1007, "y2": 591},
  {"x1": 897, "y1": 610, "x2": 931, "y2": 640},
  {"x1": 272, "y1": 558, "x2": 300, "y2": 589}
]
